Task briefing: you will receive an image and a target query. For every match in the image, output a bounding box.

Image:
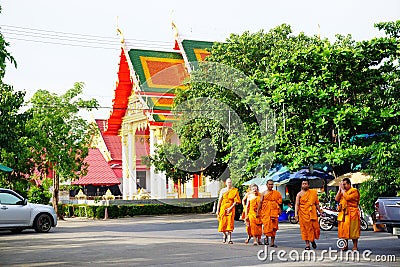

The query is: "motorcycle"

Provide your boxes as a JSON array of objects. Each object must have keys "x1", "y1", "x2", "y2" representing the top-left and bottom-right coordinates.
[
  {"x1": 286, "y1": 202, "x2": 298, "y2": 224},
  {"x1": 319, "y1": 207, "x2": 368, "y2": 231},
  {"x1": 359, "y1": 207, "x2": 369, "y2": 231},
  {"x1": 319, "y1": 208, "x2": 338, "y2": 231}
]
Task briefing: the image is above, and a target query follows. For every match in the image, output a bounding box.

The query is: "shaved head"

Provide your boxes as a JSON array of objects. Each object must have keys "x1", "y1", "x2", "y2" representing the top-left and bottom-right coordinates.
[{"x1": 225, "y1": 178, "x2": 233, "y2": 188}]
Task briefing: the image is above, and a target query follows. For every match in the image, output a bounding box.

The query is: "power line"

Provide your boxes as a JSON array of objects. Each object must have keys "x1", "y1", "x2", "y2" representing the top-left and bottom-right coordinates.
[
  {"x1": 4, "y1": 35, "x2": 173, "y2": 51},
  {"x1": 2, "y1": 28, "x2": 120, "y2": 45},
  {"x1": 1, "y1": 24, "x2": 173, "y2": 45},
  {"x1": 2, "y1": 28, "x2": 173, "y2": 49},
  {"x1": 1, "y1": 24, "x2": 173, "y2": 44},
  {"x1": 6, "y1": 37, "x2": 119, "y2": 50},
  {"x1": 6, "y1": 36, "x2": 172, "y2": 51}
]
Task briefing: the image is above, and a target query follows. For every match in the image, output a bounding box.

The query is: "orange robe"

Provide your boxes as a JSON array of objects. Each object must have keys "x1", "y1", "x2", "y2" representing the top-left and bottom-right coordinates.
[
  {"x1": 260, "y1": 190, "x2": 282, "y2": 237},
  {"x1": 218, "y1": 188, "x2": 241, "y2": 232},
  {"x1": 247, "y1": 193, "x2": 263, "y2": 238},
  {"x1": 298, "y1": 189, "x2": 320, "y2": 241},
  {"x1": 337, "y1": 187, "x2": 360, "y2": 239}
]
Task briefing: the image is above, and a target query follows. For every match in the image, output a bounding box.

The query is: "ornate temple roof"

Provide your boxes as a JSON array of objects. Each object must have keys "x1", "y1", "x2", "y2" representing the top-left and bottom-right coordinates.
[{"x1": 103, "y1": 33, "x2": 213, "y2": 135}]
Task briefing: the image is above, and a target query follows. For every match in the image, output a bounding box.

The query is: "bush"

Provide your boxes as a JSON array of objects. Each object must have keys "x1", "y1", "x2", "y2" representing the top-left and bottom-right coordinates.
[
  {"x1": 59, "y1": 202, "x2": 214, "y2": 219},
  {"x1": 27, "y1": 180, "x2": 52, "y2": 205}
]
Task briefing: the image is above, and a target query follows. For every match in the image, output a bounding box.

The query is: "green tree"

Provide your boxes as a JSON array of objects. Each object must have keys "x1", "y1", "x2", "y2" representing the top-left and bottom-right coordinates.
[
  {"x1": 0, "y1": 6, "x2": 32, "y2": 191},
  {"x1": 147, "y1": 143, "x2": 191, "y2": 185},
  {"x1": 360, "y1": 135, "x2": 400, "y2": 217},
  {"x1": 0, "y1": 5, "x2": 17, "y2": 80},
  {"x1": 354, "y1": 21, "x2": 400, "y2": 215},
  {"x1": 156, "y1": 21, "x2": 400, "y2": 194},
  {"x1": 0, "y1": 83, "x2": 32, "y2": 191},
  {"x1": 26, "y1": 82, "x2": 99, "y2": 216},
  {"x1": 265, "y1": 22, "x2": 400, "y2": 213},
  {"x1": 170, "y1": 25, "x2": 322, "y2": 186}
]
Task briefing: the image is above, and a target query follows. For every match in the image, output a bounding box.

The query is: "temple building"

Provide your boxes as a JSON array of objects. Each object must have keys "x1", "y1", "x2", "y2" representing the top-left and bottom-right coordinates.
[
  {"x1": 72, "y1": 147, "x2": 121, "y2": 197},
  {"x1": 71, "y1": 119, "x2": 123, "y2": 197},
  {"x1": 101, "y1": 25, "x2": 220, "y2": 200}
]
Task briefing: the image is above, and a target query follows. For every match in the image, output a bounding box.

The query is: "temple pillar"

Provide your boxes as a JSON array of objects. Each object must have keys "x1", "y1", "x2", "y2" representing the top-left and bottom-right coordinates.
[
  {"x1": 122, "y1": 134, "x2": 128, "y2": 200},
  {"x1": 128, "y1": 123, "x2": 137, "y2": 199},
  {"x1": 150, "y1": 127, "x2": 167, "y2": 199},
  {"x1": 120, "y1": 95, "x2": 149, "y2": 199}
]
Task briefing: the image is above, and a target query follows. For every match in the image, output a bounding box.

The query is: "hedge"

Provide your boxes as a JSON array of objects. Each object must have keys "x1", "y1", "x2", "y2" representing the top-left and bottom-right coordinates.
[{"x1": 58, "y1": 202, "x2": 214, "y2": 219}]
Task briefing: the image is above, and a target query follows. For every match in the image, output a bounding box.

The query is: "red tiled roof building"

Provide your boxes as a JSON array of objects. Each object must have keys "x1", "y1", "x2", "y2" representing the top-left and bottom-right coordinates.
[{"x1": 96, "y1": 24, "x2": 219, "y2": 199}]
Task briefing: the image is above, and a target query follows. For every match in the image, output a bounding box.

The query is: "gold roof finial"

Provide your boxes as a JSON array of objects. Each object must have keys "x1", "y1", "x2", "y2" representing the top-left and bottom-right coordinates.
[{"x1": 116, "y1": 16, "x2": 125, "y2": 44}]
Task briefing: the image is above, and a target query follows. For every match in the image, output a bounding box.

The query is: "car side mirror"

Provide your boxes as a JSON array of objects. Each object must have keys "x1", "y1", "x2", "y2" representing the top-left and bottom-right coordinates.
[{"x1": 16, "y1": 199, "x2": 27, "y2": 205}]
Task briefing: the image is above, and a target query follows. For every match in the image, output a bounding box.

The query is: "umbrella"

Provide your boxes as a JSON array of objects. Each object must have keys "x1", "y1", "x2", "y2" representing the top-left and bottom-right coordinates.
[
  {"x1": 265, "y1": 164, "x2": 290, "y2": 182},
  {"x1": 0, "y1": 163, "x2": 13, "y2": 172},
  {"x1": 242, "y1": 177, "x2": 266, "y2": 186},
  {"x1": 242, "y1": 165, "x2": 290, "y2": 186},
  {"x1": 275, "y1": 168, "x2": 334, "y2": 186},
  {"x1": 289, "y1": 168, "x2": 333, "y2": 180},
  {"x1": 274, "y1": 176, "x2": 324, "y2": 186},
  {"x1": 328, "y1": 172, "x2": 372, "y2": 186}
]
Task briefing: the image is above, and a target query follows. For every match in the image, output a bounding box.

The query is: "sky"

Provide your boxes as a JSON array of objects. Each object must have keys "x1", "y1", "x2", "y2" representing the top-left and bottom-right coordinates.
[{"x1": 1, "y1": 0, "x2": 399, "y2": 120}]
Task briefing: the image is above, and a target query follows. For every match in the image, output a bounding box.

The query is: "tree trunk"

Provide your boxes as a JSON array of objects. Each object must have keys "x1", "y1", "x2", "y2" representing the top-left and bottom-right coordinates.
[{"x1": 52, "y1": 173, "x2": 62, "y2": 219}]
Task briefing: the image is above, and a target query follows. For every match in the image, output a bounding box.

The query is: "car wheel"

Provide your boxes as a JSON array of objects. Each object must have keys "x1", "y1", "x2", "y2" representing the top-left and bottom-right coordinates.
[{"x1": 34, "y1": 213, "x2": 52, "y2": 233}]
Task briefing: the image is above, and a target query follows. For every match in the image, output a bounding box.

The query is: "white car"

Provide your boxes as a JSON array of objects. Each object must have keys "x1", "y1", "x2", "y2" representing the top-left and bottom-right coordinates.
[{"x1": 0, "y1": 188, "x2": 57, "y2": 233}]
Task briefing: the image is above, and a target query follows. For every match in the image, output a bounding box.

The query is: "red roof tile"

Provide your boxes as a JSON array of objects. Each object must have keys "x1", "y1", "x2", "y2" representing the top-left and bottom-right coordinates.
[
  {"x1": 95, "y1": 119, "x2": 122, "y2": 162},
  {"x1": 104, "y1": 48, "x2": 133, "y2": 136},
  {"x1": 72, "y1": 148, "x2": 121, "y2": 186},
  {"x1": 112, "y1": 168, "x2": 122, "y2": 179}
]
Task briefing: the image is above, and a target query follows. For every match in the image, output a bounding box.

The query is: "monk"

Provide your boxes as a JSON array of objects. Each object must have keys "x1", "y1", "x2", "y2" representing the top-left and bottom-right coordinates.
[
  {"x1": 295, "y1": 179, "x2": 323, "y2": 250},
  {"x1": 335, "y1": 177, "x2": 361, "y2": 251},
  {"x1": 257, "y1": 179, "x2": 282, "y2": 247},
  {"x1": 216, "y1": 178, "x2": 241, "y2": 244},
  {"x1": 244, "y1": 184, "x2": 263, "y2": 245}
]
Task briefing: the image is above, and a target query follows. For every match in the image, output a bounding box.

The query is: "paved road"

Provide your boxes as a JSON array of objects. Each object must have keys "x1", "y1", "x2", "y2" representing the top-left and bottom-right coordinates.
[{"x1": 0, "y1": 214, "x2": 399, "y2": 266}]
